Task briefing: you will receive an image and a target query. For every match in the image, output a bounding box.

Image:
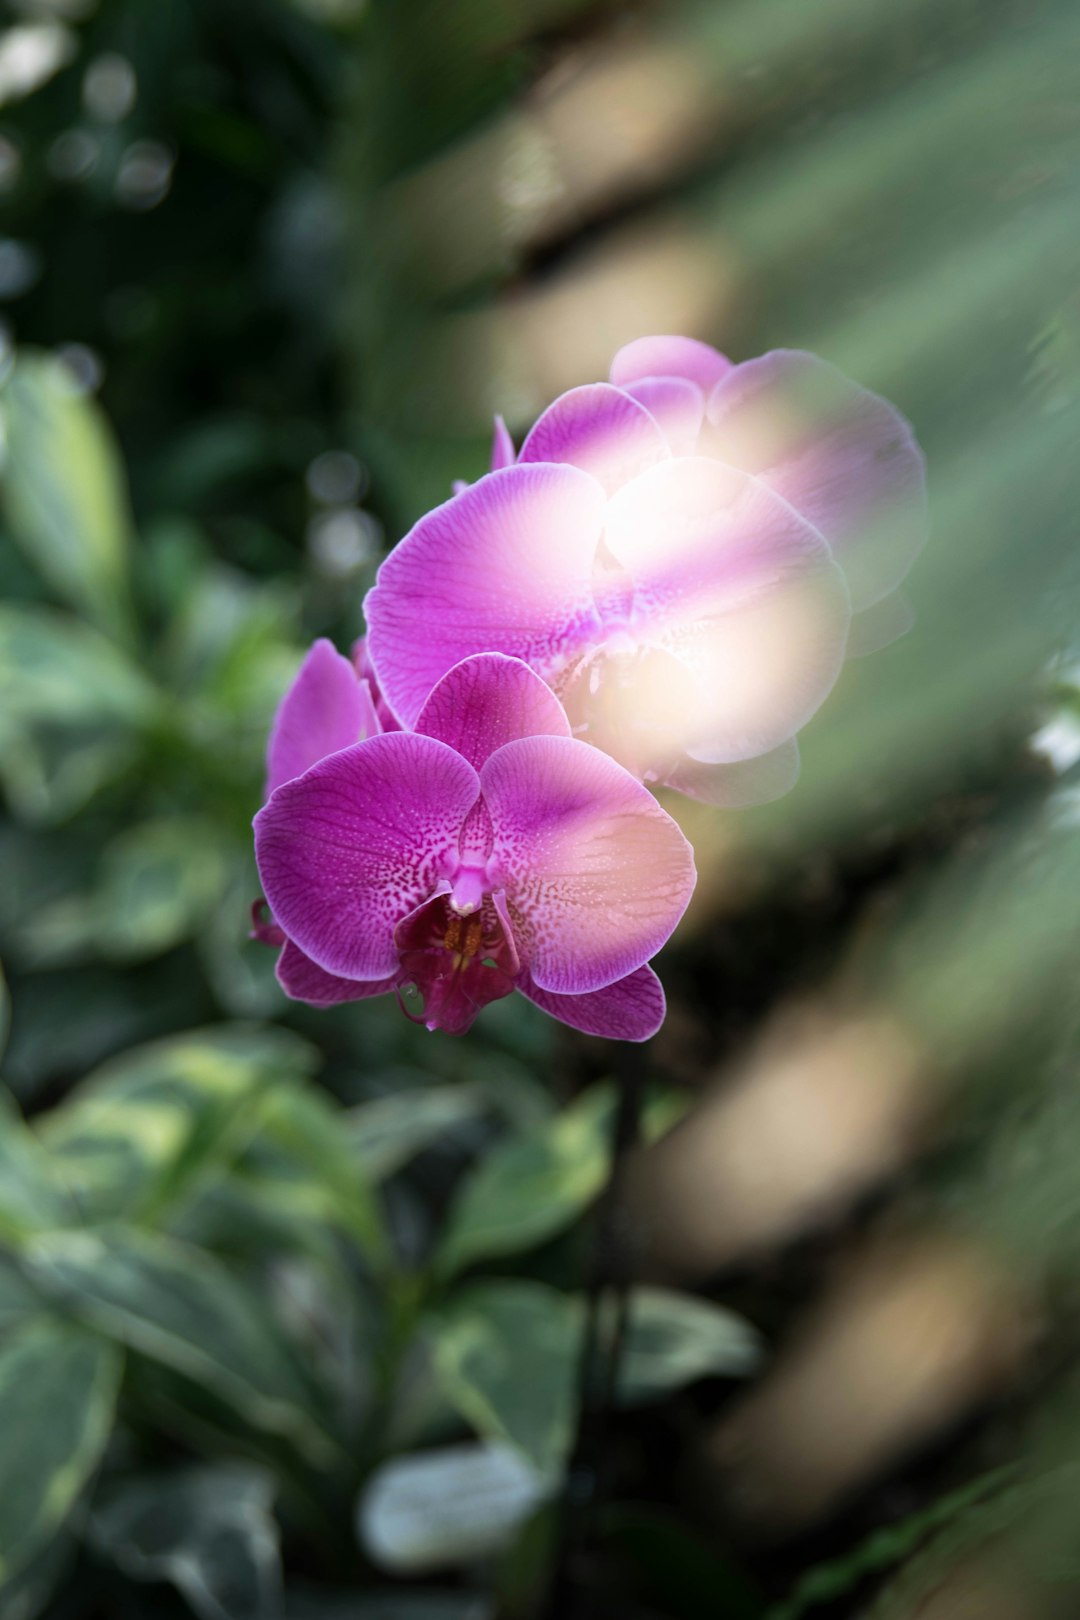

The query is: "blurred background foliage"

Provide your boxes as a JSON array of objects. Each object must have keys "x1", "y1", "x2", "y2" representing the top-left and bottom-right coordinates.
[{"x1": 0, "y1": 0, "x2": 1079, "y2": 1616}]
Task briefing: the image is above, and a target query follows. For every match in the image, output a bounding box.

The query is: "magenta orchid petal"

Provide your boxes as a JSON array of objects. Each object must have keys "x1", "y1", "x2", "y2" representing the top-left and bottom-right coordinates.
[
  {"x1": 518, "y1": 964, "x2": 665, "y2": 1041},
  {"x1": 622, "y1": 375, "x2": 704, "y2": 457},
  {"x1": 604, "y1": 457, "x2": 850, "y2": 761},
  {"x1": 364, "y1": 464, "x2": 607, "y2": 727},
  {"x1": 663, "y1": 738, "x2": 801, "y2": 807},
  {"x1": 416, "y1": 653, "x2": 570, "y2": 770},
  {"x1": 490, "y1": 413, "x2": 515, "y2": 470},
  {"x1": 609, "y1": 334, "x2": 732, "y2": 393},
  {"x1": 518, "y1": 383, "x2": 670, "y2": 495},
  {"x1": 254, "y1": 733, "x2": 481, "y2": 980},
  {"x1": 481, "y1": 735, "x2": 695, "y2": 995},
  {"x1": 265, "y1": 638, "x2": 377, "y2": 799},
  {"x1": 277, "y1": 940, "x2": 398, "y2": 1006},
  {"x1": 705, "y1": 350, "x2": 927, "y2": 611}
]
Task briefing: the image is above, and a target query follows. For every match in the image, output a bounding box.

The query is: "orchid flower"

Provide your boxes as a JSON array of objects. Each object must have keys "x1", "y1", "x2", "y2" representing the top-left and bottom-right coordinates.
[
  {"x1": 253, "y1": 651, "x2": 695, "y2": 1039},
  {"x1": 364, "y1": 336, "x2": 925, "y2": 806}
]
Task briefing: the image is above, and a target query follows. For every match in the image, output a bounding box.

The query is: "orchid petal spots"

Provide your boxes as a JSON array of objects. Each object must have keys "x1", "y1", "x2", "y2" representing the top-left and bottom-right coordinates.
[
  {"x1": 609, "y1": 334, "x2": 732, "y2": 393},
  {"x1": 482, "y1": 735, "x2": 695, "y2": 995},
  {"x1": 605, "y1": 458, "x2": 850, "y2": 761},
  {"x1": 265, "y1": 638, "x2": 376, "y2": 799},
  {"x1": 518, "y1": 384, "x2": 670, "y2": 495},
  {"x1": 622, "y1": 376, "x2": 704, "y2": 457},
  {"x1": 364, "y1": 464, "x2": 607, "y2": 727},
  {"x1": 416, "y1": 654, "x2": 570, "y2": 770},
  {"x1": 663, "y1": 738, "x2": 801, "y2": 807},
  {"x1": 518, "y1": 965, "x2": 665, "y2": 1041},
  {"x1": 278, "y1": 940, "x2": 398, "y2": 1006},
  {"x1": 254, "y1": 733, "x2": 480, "y2": 980},
  {"x1": 706, "y1": 350, "x2": 927, "y2": 611},
  {"x1": 490, "y1": 414, "x2": 515, "y2": 470}
]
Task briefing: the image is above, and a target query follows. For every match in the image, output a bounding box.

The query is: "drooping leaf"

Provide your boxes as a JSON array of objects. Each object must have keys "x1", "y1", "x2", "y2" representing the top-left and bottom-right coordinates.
[
  {"x1": 0, "y1": 1087, "x2": 71, "y2": 1242},
  {"x1": 430, "y1": 1281, "x2": 579, "y2": 1477},
  {"x1": 90, "y1": 1465, "x2": 284, "y2": 1620},
  {"x1": 23, "y1": 1226, "x2": 338, "y2": 1466},
  {"x1": 1, "y1": 352, "x2": 136, "y2": 639},
  {"x1": 435, "y1": 1087, "x2": 614, "y2": 1278},
  {"x1": 346, "y1": 1084, "x2": 495, "y2": 1183},
  {"x1": 0, "y1": 1319, "x2": 122, "y2": 1590}
]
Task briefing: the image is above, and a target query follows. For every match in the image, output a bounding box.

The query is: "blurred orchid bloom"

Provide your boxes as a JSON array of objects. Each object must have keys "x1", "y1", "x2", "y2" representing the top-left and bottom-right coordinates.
[
  {"x1": 254, "y1": 652, "x2": 694, "y2": 1038},
  {"x1": 365, "y1": 337, "x2": 925, "y2": 805}
]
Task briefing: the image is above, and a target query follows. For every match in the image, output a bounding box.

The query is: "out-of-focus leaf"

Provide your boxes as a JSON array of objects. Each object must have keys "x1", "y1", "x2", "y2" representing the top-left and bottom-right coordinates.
[
  {"x1": 1, "y1": 352, "x2": 135, "y2": 639},
  {"x1": 431, "y1": 1281, "x2": 578, "y2": 1477},
  {"x1": 95, "y1": 817, "x2": 231, "y2": 962},
  {"x1": 287, "y1": 1591, "x2": 493, "y2": 1620},
  {"x1": 347, "y1": 1085, "x2": 495, "y2": 1182},
  {"x1": 254, "y1": 1082, "x2": 388, "y2": 1265},
  {"x1": 617, "y1": 1288, "x2": 763, "y2": 1404},
  {"x1": 0, "y1": 607, "x2": 151, "y2": 727},
  {"x1": 0, "y1": 1087, "x2": 71, "y2": 1242},
  {"x1": 358, "y1": 1440, "x2": 546, "y2": 1574},
  {"x1": 0, "y1": 1527, "x2": 75, "y2": 1620},
  {"x1": 23, "y1": 1226, "x2": 337, "y2": 1465},
  {"x1": 0, "y1": 1318, "x2": 121, "y2": 1590},
  {"x1": 0, "y1": 1257, "x2": 41, "y2": 1336},
  {"x1": 435, "y1": 1087, "x2": 614, "y2": 1278},
  {"x1": 37, "y1": 1024, "x2": 317, "y2": 1224},
  {"x1": 90, "y1": 1465, "x2": 283, "y2": 1620}
]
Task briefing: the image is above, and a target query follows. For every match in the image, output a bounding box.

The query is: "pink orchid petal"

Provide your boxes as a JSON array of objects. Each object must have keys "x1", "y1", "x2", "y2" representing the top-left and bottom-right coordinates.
[
  {"x1": 622, "y1": 376, "x2": 704, "y2": 456},
  {"x1": 845, "y1": 591, "x2": 915, "y2": 658},
  {"x1": 518, "y1": 383, "x2": 670, "y2": 495},
  {"x1": 663, "y1": 738, "x2": 801, "y2": 807},
  {"x1": 254, "y1": 733, "x2": 480, "y2": 980},
  {"x1": 605, "y1": 458, "x2": 850, "y2": 762},
  {"x1": 265, "y1": 639, "x2": 377, "y2": 800},
  {"x1": 609, "y1": 335, "x2": 732, "y2": 393},
  {"x1": 705, "y1": 350, "x2": 927, "y2": 611},
  {"x1": 518, "y1": 964, "x2": 665, "y2": 1041},
  {"x1": 490, "y1": 414, "x2": 515, "y2": 470},
  {"x1": 416, "y1": 653, "x2": 570, "y2": 770},
  {"x1": 364, "y1": 464, "x2": 607, "y2": 727},
  {"x1": 278, "y1": 939, "x2": 398, "y2": 1006},
  {"x1": 481, "y1": 735, "x2": 695, "y2": 996}
]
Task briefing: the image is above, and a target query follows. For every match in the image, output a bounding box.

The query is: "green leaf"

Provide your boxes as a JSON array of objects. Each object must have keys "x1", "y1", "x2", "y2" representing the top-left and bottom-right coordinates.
[
  {"x1": 0, "y1": 1087, "x2": 71, "y2": 1242},
  {"x1": 0, "y1": 1257, "x2": 43, "y2": 1337},
  {"x1": 23, "y1": 1226, "x2": 337, "y2": 1466},
  {"x1": 430, "y1": 1281, "x2": 578, "y2": 1478},
  {"x1": 618, "y1": 1288, "x2": 762, "y2": 1404},
  {"x1": 0, "y1": 606, "x2": 150, "y2": 728},
  {"x1": 38, "y1": 1024, "x2": 318, "y2": 1224},
  {"x1": 435, "y1": 1087, "x2": 614, "y2": 1278},
  {"x1": 347, "y1": 1084, "x2": 495, "y2": 1183},
  {"x1": 95, "y1": 817, "x2": 231, "y2": 962},
  {"x1": 0, "y1": 1319, "x2": 121, "y2": 1589},
  {"x1": 1, "y1": 352, "x2": 135, "y2": 639},
  {"x1": 90, "y1": 1464, "x2": 283, "y2": 1620}
]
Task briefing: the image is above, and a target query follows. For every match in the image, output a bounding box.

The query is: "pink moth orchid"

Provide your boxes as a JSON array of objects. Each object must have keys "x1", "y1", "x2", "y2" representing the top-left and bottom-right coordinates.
[
  {"x1": 253, "y1": 647, "x2": 695, "y2": 1039},
  {"x1": 364, "y1": 336, "x2": 926, "y2": 806}
]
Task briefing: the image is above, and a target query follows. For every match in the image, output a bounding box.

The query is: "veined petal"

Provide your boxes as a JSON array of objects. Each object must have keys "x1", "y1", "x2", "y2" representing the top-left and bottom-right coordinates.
[
  {"x1": 416, "y1": 653, "x2": 571, "y2": 770},
  {"x1": 278, "y1": 940, "x2": 398, "y2": 1006},
  {"x1": 254, "y1": 733, "x2": 480, "y2": 980},
  {"x1": 482, "y1": 735, "x2": 695, "y2": 995},
  {"x1": 705, "y1": 350, "x2": 927, "y2": 611},
  {"x1": 605, "y1": 458, "x2": 850, "y2": 762},
  {"x1": 663, "y1": 738, "x2": 801, "y2": 807},
  {"x1": 518, "y1": 964, "x2": 665, "y2": 1041},
  {"x1": 610, "y1": 334, "x2": 732, "y2": 392},
  {"x1": 622, "y1": 376, "x2": 704, "y2": 457},
  {"x1": 518, "y1": 383, "x2": 670, "y2": 495},
  {"x1": 364, "y1": 464, "x2": 607, "y2": 727},
  {"x1": 265, "y1": 639, "x2": 378, "y2": 799}
]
